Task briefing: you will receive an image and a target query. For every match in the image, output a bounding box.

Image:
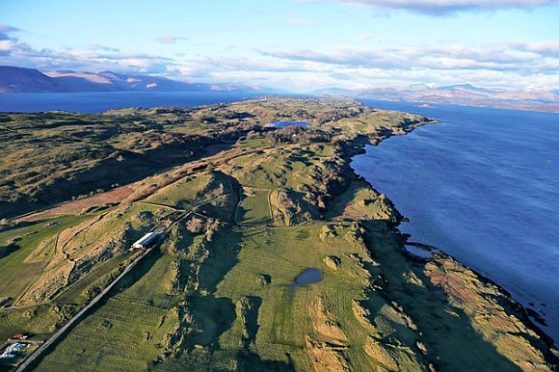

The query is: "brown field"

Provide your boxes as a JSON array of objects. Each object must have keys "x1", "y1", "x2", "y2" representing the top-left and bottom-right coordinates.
[{"x1": 15, "y1": 186, "x2": 134, "y2": 223}]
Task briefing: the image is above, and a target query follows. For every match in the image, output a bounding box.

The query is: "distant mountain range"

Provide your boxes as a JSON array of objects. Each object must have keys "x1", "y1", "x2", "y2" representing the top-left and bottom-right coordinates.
[
  {"x1": 2, "y1": 65, "x2": 558, "y2": 113},
  {"x1": 0, "y1": 66, "x2": 259, "y2": 94},
  {"x1": 317, "y1": 84, "x2": 559, "y2": 113}
]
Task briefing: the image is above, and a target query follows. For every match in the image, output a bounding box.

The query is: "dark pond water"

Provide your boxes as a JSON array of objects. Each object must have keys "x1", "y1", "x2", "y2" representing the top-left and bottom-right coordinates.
[
  {"x1": 353, "y1": 100, "x2": 559, "y2": 344},
  {"x1": 293, "y1": 268, "x2": 322, "y2": 286},
  {"x1": 272, "y1": 121, "x2": 310, "y2": 128}
]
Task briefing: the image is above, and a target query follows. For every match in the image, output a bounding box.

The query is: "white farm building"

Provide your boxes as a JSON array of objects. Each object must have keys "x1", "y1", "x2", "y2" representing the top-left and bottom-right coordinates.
[{"x1": 132, "y1": 231, "x2": 161, "y2": 249}]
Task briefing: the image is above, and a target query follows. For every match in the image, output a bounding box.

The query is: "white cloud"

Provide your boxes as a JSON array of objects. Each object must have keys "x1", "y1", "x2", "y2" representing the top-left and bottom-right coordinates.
[
  {"x1": 311, "y1": 0, "x2": 559, "y2": 14},
  {"x1": 0, "y1": 22, "x2": 558, "y2": 92},
  {"x1": 157, "y1": 34, "x2": 188, "y2": 44},
  {"x1": 260, "y1": 42, "x2": 559, "y2": 74},
  {"x1": 0, "y1": 39, "x2": 16, "y2": 53},
  {"x1": 0, "y1": 24, "x2": 20, "y2": 35}
]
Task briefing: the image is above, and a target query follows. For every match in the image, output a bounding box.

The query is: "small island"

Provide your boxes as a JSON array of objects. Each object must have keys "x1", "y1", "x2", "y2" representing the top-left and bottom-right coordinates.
[{"x1": 0, "y1": 98, "x2": 557, "y2": 371}]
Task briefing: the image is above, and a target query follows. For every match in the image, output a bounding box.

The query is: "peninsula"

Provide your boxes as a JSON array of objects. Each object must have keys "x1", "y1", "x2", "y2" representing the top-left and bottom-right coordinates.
[{"x1": 0, "y1": 98, "x2": 557, "y2": 371}]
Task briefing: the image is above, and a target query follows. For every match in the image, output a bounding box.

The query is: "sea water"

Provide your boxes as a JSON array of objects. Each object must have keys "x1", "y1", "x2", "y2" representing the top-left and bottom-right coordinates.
[{"x1": 352, "y1": 100, "x2": 559, "y2": 343}]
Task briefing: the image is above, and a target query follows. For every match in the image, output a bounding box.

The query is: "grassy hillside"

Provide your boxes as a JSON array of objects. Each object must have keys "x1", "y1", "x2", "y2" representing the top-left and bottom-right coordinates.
[
  {"x1": 0, "y1": 98, "x2": 556, "y2": 371},
  {"x1": 0, "y1": 98, "x2": 369, "y2": 219}
]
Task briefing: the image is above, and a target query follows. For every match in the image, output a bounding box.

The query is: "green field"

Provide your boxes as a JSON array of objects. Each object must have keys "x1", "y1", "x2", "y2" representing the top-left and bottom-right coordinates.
[
  {"x1": 236, "y1": 189, "x2": 272, "y2": 226},
  {"x1": 36, "y1": 248, "x2": 179, "y2": 370},
  {"x1": 0, "y1": 215, "x2": 94, "y2": 304}
]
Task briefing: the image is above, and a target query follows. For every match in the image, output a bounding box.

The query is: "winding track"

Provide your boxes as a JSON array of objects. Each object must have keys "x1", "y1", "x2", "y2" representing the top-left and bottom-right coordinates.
[{"x1": 15, "y1": 243, "x2": 155, "y2": 371}]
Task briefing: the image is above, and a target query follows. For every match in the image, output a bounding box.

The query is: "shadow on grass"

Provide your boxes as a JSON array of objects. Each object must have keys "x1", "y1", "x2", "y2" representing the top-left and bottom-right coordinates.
[
  {"x1": 322, "y1": 180, "x2": 363, "y2": 220},
  {"x1": 0, "y1": 243, "x2": 19, "y2": 260},
  {"x1": 198, "y1": 228, "x2": 243, "y2": 293},
  {"x1": 362, "y1": 220, "x2": 522, "y2": 371},
  {"x1": 241, "y1": 296, "x2": 262, "y2": 349},
  {"x1": 185, "y1": 295, "x2": 236, "y2": 348},
  {"x1": 236, "y1": 350, "x2": 295, "y2": 372}
]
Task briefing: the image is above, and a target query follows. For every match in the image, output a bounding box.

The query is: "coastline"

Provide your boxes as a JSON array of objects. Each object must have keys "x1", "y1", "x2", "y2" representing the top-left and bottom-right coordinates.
[
  {"x1": 2, "y1": 98, "x2": 557, "y2": 370},
  {"x1": 341, "y1": 116, "x2": 559, "y2": 360}
]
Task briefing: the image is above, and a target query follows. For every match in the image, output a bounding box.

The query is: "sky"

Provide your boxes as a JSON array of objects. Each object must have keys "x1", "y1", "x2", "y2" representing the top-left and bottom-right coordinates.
[{"x1": 1, "y1": 0, "x2": 559, "y2": 92}]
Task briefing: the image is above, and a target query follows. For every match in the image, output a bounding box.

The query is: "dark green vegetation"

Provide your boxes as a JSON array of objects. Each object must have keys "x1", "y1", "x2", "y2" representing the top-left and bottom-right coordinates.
[{"x1": 0, "y1": 98, "x2": 557, "y2": 371}]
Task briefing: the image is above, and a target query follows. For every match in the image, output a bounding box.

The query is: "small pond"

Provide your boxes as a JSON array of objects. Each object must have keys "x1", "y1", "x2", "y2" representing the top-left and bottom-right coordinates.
[
  {"x1": 271, "y1": 121, "x2": 310, "y2": 128},
  {"x1": 293, "y1": 268, "x2": 322, "y2": 287}
]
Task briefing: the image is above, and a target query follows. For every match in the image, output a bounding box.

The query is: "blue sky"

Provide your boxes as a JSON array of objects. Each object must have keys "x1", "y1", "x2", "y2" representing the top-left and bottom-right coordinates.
[{"x1": 1, "y1": 0, "x2": 559, "y2": 91}]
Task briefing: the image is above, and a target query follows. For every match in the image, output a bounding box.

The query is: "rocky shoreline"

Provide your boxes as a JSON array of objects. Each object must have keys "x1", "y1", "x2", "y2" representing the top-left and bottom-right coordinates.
[{"x1": 342, "y1": 116, "x2": 559, "y2": 368}]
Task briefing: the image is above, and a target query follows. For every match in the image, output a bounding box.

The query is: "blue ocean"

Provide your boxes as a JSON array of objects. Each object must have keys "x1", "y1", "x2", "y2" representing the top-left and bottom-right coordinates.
[
  {"x1": 353, "y1": 100, "x2": 559, "y2": 344},
  {"x1": 0, "y1": 91, "x2": 262, "y2": 113}
]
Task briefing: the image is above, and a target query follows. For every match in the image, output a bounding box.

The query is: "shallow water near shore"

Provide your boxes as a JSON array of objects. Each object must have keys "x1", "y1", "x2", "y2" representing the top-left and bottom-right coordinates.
[
  {"x1": 353, "y1": 100, "x2": 559, "y2": 344},
  {"x1": 404, "y1": 245, "x2": 433, "y2": 260}
]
